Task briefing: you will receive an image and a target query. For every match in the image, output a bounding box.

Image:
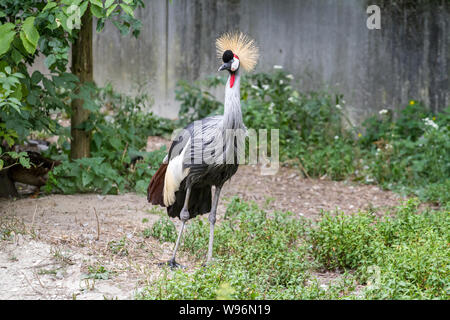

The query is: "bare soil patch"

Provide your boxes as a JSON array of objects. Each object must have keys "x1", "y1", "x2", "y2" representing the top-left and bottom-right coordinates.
[{"x1": 222, "y1": 165, "x2": 403, "y2": 219}]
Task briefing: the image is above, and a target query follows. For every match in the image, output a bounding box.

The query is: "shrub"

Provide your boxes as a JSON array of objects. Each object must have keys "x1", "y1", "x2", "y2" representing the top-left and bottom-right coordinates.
[
  {"x1": 360, "y1": 108, "x2": 449, "y2": 204},
  {"x1": 46, "y1": 156, "x2": 125, "y2": 195},
  {"x1": 175, "y1": 76, "x2": 225, "y2": 127},
  {"x1": 44, "y1": 84, "x2": 168, "y2": 195}
]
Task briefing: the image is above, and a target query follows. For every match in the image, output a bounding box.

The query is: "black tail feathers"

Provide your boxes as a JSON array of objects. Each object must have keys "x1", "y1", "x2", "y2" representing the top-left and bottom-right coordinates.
[{"x1": 167, "y1": 184, "x2": 212, "y2": 219}]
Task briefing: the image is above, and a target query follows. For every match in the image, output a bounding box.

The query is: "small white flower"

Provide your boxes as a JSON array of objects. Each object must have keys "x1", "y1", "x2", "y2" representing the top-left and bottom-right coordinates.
[
  {"x1": 379, "y1": 109, "x2": 388, "y2": 115},
  {"x1": 335, "y1": 104, "x2": 342, "y2": 110},
  {"x1": 286, "y1": 74, "x2": 294, "y2": 80},
  {"x1": 273, "y1": 65, "x2": 283, "y2": 69},
  {"x1": 422, "y1": 117, "x2": 439, "y2": 129},
  {"x1": 334, "y1": 136, "x2": 339, "y2": 140},
  {"x1": 288, "y1": 96, "x2": 295, "y2": 103},
  {"x1": 262, "y1": 84, "x2": 270, "y2": 91},
  {"x1": 251, "y1": 85, "x2": 259, "y2": 90}
]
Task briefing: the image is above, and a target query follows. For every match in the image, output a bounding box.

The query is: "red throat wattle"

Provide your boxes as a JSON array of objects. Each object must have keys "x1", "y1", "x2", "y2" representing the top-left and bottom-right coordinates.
[
  {"x1": 230, "y1": 72, "x2": 235, "y2": 88},
  {"x1": 230, "y1": 54, "x2": 239, "y2": 88}
]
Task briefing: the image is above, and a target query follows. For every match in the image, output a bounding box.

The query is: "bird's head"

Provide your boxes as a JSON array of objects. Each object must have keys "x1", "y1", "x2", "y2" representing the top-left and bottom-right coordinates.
[
  {"x1": 218, "y1": 50, "x2": 240, "y2": 73},
  {"x1": 216, "y1": 32, "x2": 259, "y2": 88}
]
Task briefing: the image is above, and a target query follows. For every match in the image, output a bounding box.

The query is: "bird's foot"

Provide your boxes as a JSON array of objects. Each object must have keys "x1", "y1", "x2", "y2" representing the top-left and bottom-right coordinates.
[{"x1": 158, "y1": 258, "x2": 185, "y2": 269}]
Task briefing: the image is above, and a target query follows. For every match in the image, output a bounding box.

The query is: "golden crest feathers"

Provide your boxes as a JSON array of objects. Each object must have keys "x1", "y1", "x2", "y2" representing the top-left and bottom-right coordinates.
[{"x1": 216, "y1": 31, "x2": 259, "y2": 72}]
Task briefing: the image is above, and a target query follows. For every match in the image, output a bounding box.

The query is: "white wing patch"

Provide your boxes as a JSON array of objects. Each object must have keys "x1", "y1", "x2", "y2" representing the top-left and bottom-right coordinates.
[{"x1": 163, "y1": 139, "x2": 190, "y2": 206}]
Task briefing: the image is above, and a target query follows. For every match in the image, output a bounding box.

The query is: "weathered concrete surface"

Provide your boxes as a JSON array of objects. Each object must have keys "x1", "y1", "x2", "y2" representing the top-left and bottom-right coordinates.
[{"x1": 34, "y1": 0, "x2": 450, "y2": 122}]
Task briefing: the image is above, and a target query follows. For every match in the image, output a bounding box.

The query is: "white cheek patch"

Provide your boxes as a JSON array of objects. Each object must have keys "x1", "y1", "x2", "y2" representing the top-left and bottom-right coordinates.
[{"x1": 231, "y1": 58, "x2": 240, "y2": 71}]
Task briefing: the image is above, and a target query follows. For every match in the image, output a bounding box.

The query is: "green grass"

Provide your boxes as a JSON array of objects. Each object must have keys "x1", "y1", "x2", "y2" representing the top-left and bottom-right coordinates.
[{"x1": 137, "y1": 197, "x2": 449, "y2": 300}]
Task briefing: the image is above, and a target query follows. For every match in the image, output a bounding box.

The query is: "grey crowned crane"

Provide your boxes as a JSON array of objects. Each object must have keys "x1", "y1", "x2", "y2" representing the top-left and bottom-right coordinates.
[{"x1": 147, "y1": 32, "x2": 259, "y2": 267}]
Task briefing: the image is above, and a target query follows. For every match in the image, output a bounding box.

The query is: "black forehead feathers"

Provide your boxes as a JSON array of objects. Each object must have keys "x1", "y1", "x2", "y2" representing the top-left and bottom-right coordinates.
[{"x1": 222, "y1": 50, "x2": 234, "y2": 63}]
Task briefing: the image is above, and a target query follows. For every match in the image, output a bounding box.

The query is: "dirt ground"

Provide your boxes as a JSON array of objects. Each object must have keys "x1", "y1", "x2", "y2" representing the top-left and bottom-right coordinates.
[{"x1": 0, "y1": 164, "x2": 404, "y2": 300}]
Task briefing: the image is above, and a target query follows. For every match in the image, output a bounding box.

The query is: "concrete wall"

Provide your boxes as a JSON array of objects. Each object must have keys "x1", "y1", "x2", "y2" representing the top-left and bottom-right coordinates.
[{"x1": 43, "y1": 0, "x2": 450, "y2": 121}]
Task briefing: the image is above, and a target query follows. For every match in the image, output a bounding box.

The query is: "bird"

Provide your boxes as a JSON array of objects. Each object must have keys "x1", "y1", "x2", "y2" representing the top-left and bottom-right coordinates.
[{"x1": 147, "y1": 31, "x2": 259, "y2": 268}]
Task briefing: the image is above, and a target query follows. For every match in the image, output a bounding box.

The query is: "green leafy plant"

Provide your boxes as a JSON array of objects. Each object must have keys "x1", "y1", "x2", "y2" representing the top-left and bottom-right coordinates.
[
  {"x1": 310, "y1": 198, "x2": 449, "y2": 299},
  {"x1": 175, "y1": 76, "x2": 225, "y2": 127},
  {"x1": 0, "y1": 147, "x2": 31, "y2": 170},
  {"x1": 144, "y1": 216, "x2": 177, "y2": 243},
  {"x1": 44, "y1": 83, "x2": 168, "y2": 195},
  {"x1": 108, "y1": 237, "x2": 128, "y2": 256},
  {"x1": 0, "y1": 0, "x2": 144, "y2": 156},
  {"x1": 139, "y1": 197, "x2": 314, "y2": 300},
  {"x1": 309, "y1": 210, "x2": 384, "y2": 270},
  {"x1": 84, "y1": 265, "x2": 114, "y2": 280},
  {"x1": 46, "y1": 156, "x2": 125, "y2": 194},
  {"x1": 138, "y1": 198, "x2": 449, "y2": 300},
  {"x1": 358, "y1": 104, "x2": 449, "y2": 204}
]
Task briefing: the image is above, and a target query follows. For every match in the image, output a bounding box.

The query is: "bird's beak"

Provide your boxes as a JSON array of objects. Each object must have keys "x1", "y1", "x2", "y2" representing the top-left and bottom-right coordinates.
[{"x1": 218, "y1": 61, "x2": 232, "y2": 72}]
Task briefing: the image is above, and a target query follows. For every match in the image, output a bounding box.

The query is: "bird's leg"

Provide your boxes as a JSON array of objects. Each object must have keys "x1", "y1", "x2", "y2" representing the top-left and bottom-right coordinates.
[
  {"x1": 164, "y1": 187, "x2": 191, "y2": 269},
  {"x1": 166, "y1": 220, "x2": 186, "y2": 268},
  {"x1": 206, "y1": 185, "x2": 222, "y2": 264}
]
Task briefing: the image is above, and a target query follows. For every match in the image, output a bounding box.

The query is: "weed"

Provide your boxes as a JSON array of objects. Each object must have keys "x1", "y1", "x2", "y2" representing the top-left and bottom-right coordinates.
[
  {"x1": 138, "y1": 198, "x2": 449, "y2": 300},
  {"x1": 310, "y1": 198, "x2": 449, "y2": 299},
  {"x1": 139, "y1": 197, "x2": 312, "y2": 300},
  {"x1": 83, "y1": 265, "x2": 113, "y2": 280},
  {"x1": 37, "y1": 268, "x2": 58, "y2": 276},
  {"x1": 50, "y1": 247, "x2": 74, "y2": 266},
  {"x1": 143, "y1": 216, "x2": 177, "y2": 243},
  {"x1": 0, "y1": 215, "x2": 28, "y2": 240},
  {"x1": 108, "y1": 237, "x2": 128, "y2": 256}
]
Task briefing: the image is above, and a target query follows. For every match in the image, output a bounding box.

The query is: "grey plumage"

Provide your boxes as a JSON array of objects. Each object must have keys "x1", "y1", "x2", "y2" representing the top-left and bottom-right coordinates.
[
  {"x1": 148, "y1": 46, "x2": 253, "y2": 267},
  {"x1": 166, "y1": 71, "x2": 246, "y2": 219}
]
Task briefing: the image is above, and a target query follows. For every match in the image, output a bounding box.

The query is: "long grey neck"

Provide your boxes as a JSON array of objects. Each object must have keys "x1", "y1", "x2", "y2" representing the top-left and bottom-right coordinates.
[{"x1": 223, "y1": 69, "x2": 244, "y2": 130}]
